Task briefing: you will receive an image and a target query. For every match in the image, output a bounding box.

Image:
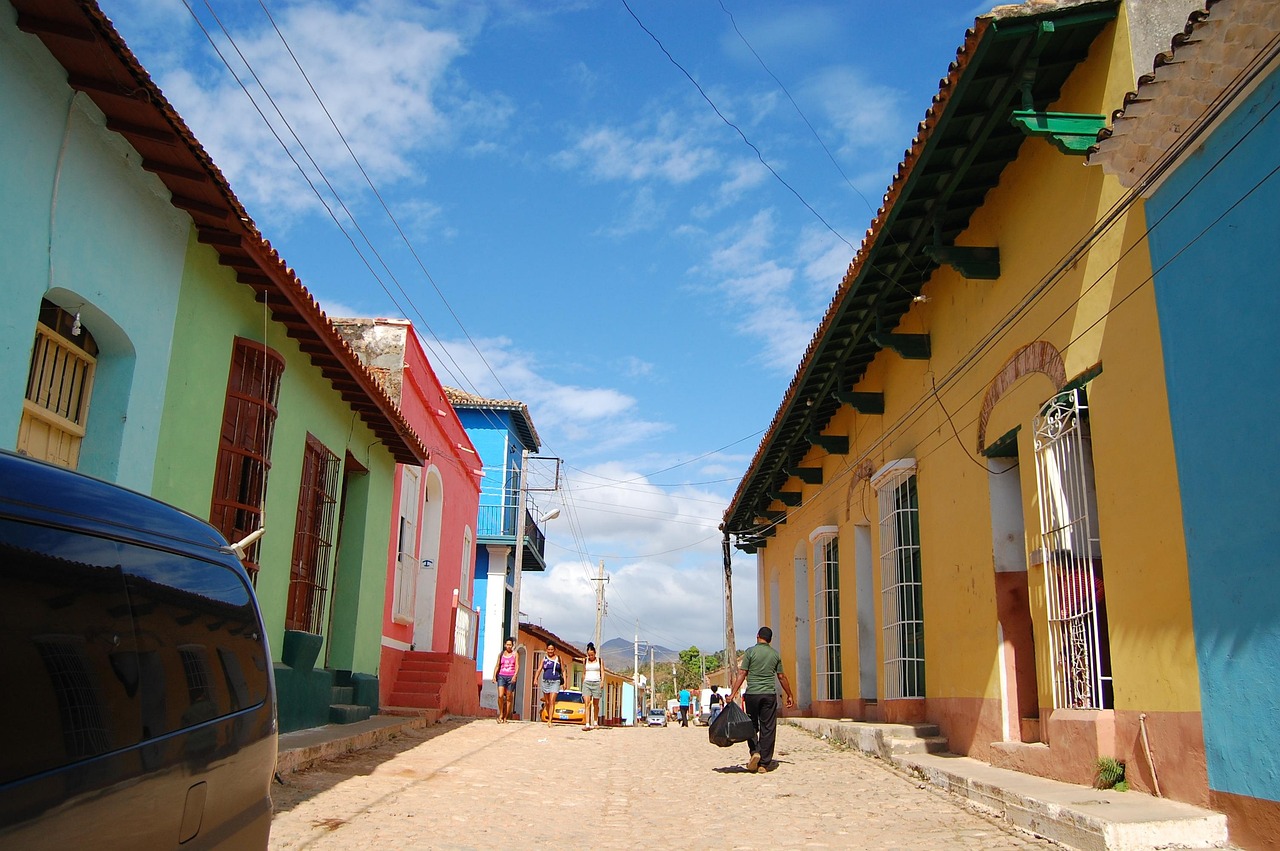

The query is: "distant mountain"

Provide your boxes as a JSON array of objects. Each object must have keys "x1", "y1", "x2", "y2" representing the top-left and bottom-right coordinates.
[{"x1": 596, "y1": 636, "x2": 681, "y2": 671}]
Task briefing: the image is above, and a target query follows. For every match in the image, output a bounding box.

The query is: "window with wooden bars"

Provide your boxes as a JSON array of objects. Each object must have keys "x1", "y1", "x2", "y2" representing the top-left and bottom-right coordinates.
[
  {"x1": 210, "y1": 338, "x2": 284, "y2": 582},
  {"x1": 286, "y1": 434, "x2": 341, "y2": 634},
  {"x1": 876, "y1": 460, "x2": 925, "y2": 700},
  {"x1": 18, "y1": 301, "x2": 99, "y2": 469},
  {"x1": 812, "y1": 531, "x2": 843, "y2": 701}
]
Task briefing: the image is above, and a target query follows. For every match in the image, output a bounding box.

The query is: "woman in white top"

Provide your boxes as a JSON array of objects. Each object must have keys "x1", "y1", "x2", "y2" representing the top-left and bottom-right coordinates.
[{"x1": 581, "y1": 642, "x2": 604, "y2": 729}]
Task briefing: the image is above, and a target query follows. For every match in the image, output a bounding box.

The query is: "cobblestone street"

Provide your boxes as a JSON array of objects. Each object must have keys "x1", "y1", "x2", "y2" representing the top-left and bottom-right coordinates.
[{"x1": 270, "y1": 718, "x2": 1061, "y2": 850}]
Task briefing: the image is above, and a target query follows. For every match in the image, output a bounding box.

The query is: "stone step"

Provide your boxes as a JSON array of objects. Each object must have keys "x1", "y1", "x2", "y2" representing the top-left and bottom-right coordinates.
[
  {"x1": 397, "y1": 668, "x2": 448, "y2": 684},
  {"x1": 786, "y1": 718, "x2": 1230, "y2": 851},
  {"x1": 329, "y1": 703, "x2": 372, "y2": 724},
  {"x1": 387, "y1": 690, "x2": 441, "y2": 709},
  {"x1": 887, "y1": 735, "x2": 950, "y2": 755},
  {"x1": 331, "y1": 685, "x2": 354, "y2": 705}
]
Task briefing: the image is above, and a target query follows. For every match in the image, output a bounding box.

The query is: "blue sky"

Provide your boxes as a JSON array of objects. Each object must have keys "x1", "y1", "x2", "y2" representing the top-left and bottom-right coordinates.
[{"x1": 99, "y1": 0, "x2": 992, "y2": 656}]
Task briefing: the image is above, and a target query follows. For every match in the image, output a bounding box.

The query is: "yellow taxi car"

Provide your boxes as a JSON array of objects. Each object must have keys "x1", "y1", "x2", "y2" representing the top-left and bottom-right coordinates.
[{"x1": 541, "y1": 689, "x2": 586, "y2": 724}]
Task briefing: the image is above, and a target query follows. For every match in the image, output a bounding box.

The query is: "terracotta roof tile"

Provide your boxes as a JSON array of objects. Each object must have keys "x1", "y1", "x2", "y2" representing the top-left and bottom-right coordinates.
[{"x1": 1091, "y1": 0, "x2": 1280, "y2": 186}]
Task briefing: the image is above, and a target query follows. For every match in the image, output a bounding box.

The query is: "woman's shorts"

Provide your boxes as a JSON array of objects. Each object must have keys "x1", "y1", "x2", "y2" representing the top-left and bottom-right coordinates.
[
  {"x1": 540, "y1": 678, "x2": 561, "y2": 695},
  {"x1": 497, "y1": 674, "x2": 515, "y2": 691},
  {"x1": 582, "y1": 680, "x2": 603, "y2": 699}
]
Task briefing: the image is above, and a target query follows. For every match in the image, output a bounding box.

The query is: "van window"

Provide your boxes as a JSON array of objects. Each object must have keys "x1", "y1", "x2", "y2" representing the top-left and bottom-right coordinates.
[{"x1": 0, "y1": 519, "x2": 269, "y2": 785}]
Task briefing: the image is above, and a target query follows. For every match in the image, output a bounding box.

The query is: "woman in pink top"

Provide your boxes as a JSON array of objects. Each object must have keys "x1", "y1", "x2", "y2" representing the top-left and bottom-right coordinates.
[{"x1": 493, "y1": 637, "x2": 519, "y2": 723}]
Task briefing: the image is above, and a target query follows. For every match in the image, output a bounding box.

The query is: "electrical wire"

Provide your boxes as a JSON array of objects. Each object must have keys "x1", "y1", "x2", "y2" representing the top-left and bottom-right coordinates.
[
  {"x1": 734, "y1": 62, "x2": 1280, "y2": 543},
  {"x1": 618, "y1": 0, "x2": 854, "y2": 251}
]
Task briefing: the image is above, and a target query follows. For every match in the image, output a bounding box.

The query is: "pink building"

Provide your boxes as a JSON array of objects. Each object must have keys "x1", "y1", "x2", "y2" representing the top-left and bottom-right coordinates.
[{"x1": 334, "y1": 319, "x2": 483, "y2": 716}]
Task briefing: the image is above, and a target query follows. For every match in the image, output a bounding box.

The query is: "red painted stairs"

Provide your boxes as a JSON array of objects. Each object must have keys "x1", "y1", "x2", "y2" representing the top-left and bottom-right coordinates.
[
  {"x1": 384, "y1": 650, "x2": 483, "y2": 719},
  {"x1": 387, "y1": 651, "x2": 450, "y2": 711}
]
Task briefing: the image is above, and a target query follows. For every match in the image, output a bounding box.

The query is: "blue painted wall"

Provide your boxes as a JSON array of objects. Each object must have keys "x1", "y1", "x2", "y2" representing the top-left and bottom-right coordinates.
[
  {"x1": 1145, "y1": 67, "x2": 1280, "y2": 803},
  {"x1": 455, "y1": 406, "x2": 533, "y2": 672},
  {"x1": 0, "y1": 9, "x2": 188, "y2": 491}
]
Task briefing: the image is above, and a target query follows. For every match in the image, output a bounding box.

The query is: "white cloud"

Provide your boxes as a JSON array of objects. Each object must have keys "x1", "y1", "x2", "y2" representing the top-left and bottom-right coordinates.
[
  {"x1": 137, "y1": 1, "x2": 498, "y2": 223},
  {"x1": 693, "y1": 210, "x2": 824, "y2": 371},
  {"x1": 807, "y1": 66, "x2": 905, "y2": 158},
  {"x1": 557, "y1": 117, "x2": 721, "y2": 185},
  {"x1": 435, "y1": 337, "x2": 671, "y2": 457}
]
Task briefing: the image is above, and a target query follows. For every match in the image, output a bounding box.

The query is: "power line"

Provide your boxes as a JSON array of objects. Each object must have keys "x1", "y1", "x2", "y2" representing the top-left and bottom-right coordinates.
[
  {"x1": 618, "y1": 0, "x2": 853, "y2": 251},
  {"x1": 734, "y1": 62, "x2": 1280, "y2": 542}
]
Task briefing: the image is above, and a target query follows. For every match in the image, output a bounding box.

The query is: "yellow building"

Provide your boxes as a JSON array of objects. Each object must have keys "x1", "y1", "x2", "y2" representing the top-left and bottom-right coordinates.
[{"x1": 726, "y1": 0, "x2": 1210, "y2": 810}]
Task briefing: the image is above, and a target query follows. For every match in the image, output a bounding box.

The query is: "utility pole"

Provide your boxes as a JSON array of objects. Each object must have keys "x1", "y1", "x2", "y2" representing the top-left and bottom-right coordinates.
[
  {"x1": 648, "y1": 645, "x2": 655, "y2": 712},
  {"x1": 722, "y1": 530, "x2": 737, "y2": 700},
  {"x1": 591, "y1": 560, "x2": 608, "y2": 649},
  {"x1": 637, "y1": 621, "x2": 645, "y2": 721}
]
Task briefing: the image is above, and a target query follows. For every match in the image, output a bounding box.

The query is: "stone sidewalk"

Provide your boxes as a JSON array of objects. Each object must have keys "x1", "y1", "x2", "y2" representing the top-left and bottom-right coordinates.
[
  {"x1": 273, "y1": 717, "x2": 1060, "y2": 850},
  {"x1": 271, "y1": 715, "x2": 1234, "y2": 851},
  {"x1": 786, "y1": 718, "x2": 1231, "y2": 851}
]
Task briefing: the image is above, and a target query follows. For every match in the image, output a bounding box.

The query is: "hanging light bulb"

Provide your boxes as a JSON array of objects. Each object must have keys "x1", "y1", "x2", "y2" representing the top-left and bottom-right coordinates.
[{"x1": 71, "y1": 311, "x2": 82, "y2": 336}]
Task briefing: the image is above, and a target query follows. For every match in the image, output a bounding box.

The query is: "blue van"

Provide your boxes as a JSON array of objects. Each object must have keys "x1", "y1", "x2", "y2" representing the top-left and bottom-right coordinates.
[{"x1": 0, "y1": 451, "x2": 276, "y2": 848}]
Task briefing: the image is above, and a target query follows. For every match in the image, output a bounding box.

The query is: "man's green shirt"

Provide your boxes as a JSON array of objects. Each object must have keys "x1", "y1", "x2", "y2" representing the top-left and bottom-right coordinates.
[{"x1": 740, "y1": 642, "x2": 782, "y2": 694}]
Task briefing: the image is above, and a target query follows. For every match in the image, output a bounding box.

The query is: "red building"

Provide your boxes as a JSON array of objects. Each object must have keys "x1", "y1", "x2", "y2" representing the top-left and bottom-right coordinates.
[{"x1": 334, "y1": 319, "x2": 484, "y2": 716}]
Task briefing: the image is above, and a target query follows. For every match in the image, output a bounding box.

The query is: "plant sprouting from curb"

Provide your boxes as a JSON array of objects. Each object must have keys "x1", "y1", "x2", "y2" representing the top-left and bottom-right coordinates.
[{"x1": 1094, "y1": 756, "x2": 1128, "y2": 791}]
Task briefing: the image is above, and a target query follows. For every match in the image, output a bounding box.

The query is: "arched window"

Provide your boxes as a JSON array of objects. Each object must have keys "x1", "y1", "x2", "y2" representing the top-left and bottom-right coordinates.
[{"x1": 18, "y1": 300, "x2": 98, "y2": 469}]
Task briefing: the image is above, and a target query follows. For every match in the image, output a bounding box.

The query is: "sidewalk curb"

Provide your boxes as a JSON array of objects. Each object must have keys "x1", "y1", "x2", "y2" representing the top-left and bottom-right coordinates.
[
  {"x1": 785, "y1": 718, "x2": 1231, "y2": 851},
  {"x1": 276, "y1": 714, "x2": 447, "y2": 776}
]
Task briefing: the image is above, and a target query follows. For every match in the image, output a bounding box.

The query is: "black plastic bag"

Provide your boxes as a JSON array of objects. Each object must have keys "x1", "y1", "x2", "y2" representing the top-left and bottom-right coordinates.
[{"x1": 708, "y1": 701, "x2": 753, "y2": 747}]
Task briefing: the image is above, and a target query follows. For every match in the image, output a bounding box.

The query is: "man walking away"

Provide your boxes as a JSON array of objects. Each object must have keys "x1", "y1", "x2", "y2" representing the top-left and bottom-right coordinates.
[
  {"x1": 678, "y1": 687, "x2": 691, "y2": 727},
  {"x1": 727, "y1": 626, "x2": 794, "y2": 772}
]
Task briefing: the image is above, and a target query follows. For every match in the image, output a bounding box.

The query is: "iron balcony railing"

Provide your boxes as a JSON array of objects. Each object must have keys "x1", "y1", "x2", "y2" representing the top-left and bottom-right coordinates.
[{"x1": 476, "y1": 504, "x2": 548, "y2": 564}]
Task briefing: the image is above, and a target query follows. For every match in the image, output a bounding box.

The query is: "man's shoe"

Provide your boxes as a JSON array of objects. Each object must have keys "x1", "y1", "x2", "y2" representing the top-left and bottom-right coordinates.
[{"x1": 747, "y1": 752, "x2": 761, "y2": 773}]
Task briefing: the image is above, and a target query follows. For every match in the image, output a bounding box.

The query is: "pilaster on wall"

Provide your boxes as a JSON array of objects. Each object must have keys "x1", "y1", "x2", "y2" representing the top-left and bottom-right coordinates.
[{"x1": 480, "y1": 544, "x2": 512, "y2": 682}]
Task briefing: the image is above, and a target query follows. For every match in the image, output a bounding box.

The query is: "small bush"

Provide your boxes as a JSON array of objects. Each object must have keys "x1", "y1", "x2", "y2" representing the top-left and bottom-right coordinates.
[{"x1": 1094, "y1": 756, "x2": 1126, "y2": 790}]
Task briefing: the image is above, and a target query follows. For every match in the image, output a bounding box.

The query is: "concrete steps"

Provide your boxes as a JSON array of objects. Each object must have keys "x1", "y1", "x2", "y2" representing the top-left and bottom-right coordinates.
[
  {"x1": 386, "y1": 651, "x2": 450, "y2": 712},
  {"x1": 787, "y1": 718, "x2": 1230, "y2": 851}
]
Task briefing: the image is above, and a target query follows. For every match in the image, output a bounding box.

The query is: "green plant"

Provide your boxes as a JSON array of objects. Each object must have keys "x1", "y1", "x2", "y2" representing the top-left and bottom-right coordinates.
[{"x1": 1094, "y1": 756, "x2": 1126, "y2": 790}]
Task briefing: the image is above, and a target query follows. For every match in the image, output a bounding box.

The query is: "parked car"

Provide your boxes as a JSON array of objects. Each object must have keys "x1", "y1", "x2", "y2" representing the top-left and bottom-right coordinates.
[
  {"x1": 546, "y1": 689, "x2": 586, "y2": 724},
  {"x1": 646, "y1": 708, "x2": 668, "y2": 727},
  {"x1": 0, "y1": 450, "x2": 277, "y2": 849}
]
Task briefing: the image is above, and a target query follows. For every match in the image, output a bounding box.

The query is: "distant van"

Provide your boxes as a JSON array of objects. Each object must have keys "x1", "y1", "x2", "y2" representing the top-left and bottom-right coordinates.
[{"x1": 0, "y1": 450, "x2": 276, "y2": 849}]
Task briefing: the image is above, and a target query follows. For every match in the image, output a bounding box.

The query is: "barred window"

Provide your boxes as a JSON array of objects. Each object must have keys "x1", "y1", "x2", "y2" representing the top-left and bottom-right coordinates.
[
  {"x1": 811, "y1": 528, "x2": 842, "y2": 701},
  {"x1": 875, "y1": 460, "x2": 925, "y2": 699},
  {"x1": 285, "y1": 435, "x2": 340, "y2": 634},
  {"x1": 210, "y1": 338, "x2": 284, "y2": 581},
  {"x1": 18, "y1": 301, "x2": 98, "y2": 469}
]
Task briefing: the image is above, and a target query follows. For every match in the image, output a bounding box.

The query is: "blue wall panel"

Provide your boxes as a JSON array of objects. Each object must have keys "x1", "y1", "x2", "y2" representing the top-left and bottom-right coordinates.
[{"x1": 1146, "y1": 68, "x2": 1280, "y2": 802}]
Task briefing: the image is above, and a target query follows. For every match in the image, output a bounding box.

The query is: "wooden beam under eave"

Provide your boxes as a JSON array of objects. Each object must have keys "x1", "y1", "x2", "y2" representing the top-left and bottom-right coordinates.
[
  {"x1": 66, "y1": 72, "x2": 136, "y2": 98},
  {"x1": 786, "y1": 466, "x2": 823, "y2": 485},
  {"x1": 833, "y1": 390, "x2": 885, "y2": 414},
  {"x1": 199, "y1": 228, "x2": 242, "y2": 248},
  {"x1": 107, "y1": 119, "x2": 179, "y2": 146},
  {"x1": 769, "y1": 492, "x2": 802, "y2": 507},
  {"x1": 170, "y1": 194, "x2": 230, "y2": 221},
  {"x1": 807, "y1": 434, "x2": 849, "y2": 455},
  {"x1": 142, "y1": 158, "x2": 207, "y2": 183},
  {"x1": 871, "y1": 332, "x2": 931, "y2": 360},
  {"x1": 16, "y1": 13, "x2": 96, "y2": 40}
]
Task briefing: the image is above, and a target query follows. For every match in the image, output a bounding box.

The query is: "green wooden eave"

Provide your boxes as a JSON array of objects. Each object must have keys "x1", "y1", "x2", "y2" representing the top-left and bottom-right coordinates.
[
  {"x1": 723, "y1": 1, "x2": 1118, "y2": 545},
  {"x1": 1010, "y1": 110, "x2": 1108, "y2": 154}
]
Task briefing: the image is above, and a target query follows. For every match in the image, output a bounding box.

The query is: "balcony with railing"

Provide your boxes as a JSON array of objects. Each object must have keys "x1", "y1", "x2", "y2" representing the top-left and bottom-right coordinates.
[{"x1": 476, "y1": 503, "x2": 549, "y2": 571}]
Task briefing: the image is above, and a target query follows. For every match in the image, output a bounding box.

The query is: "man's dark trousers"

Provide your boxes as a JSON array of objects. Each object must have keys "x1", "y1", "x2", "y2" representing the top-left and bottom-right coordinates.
[{"x1": 744, "y1": 692, "x2": 778, "y2": 765}]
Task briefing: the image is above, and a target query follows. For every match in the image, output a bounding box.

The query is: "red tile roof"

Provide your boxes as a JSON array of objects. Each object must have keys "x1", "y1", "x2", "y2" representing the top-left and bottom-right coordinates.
[{"x1": 12, "y1": 0, "x2": 428, "y2": 465}]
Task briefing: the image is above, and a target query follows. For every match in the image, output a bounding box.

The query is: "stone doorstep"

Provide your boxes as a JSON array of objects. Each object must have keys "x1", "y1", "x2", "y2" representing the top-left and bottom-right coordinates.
[
  {"x1": 275, "y1": 713, "x2": 443, "y2": 776},
  {"x1": 786, "y1": 718, "x2": 1230, "y2": 851}
]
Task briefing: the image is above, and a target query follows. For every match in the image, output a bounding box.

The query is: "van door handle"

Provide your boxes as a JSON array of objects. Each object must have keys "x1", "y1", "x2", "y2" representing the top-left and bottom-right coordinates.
[{"x1": 179, "y1": 781, "x2": 207, "y2": 843}]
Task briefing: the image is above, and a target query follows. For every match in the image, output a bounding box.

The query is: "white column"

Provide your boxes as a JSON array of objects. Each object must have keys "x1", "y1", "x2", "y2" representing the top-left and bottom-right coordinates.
[{"x1": 479, "y1": 543, "x2": 511, "y2": 711}]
